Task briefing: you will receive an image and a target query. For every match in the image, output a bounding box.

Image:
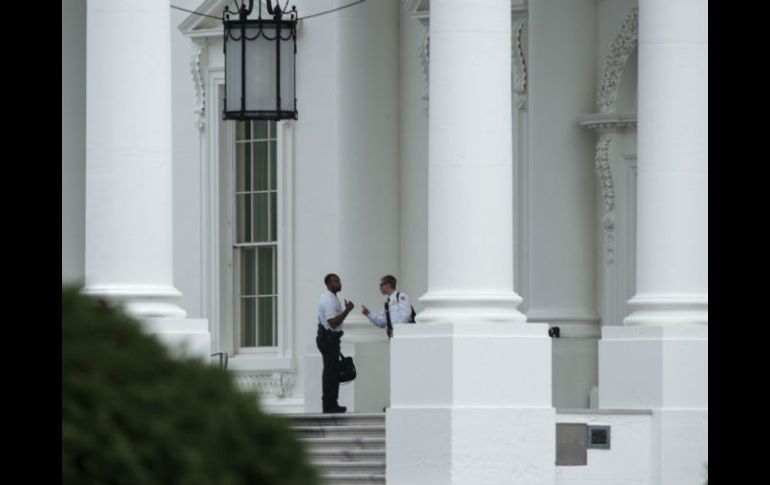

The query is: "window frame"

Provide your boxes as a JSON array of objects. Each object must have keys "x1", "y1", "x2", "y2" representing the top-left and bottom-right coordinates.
[{"x1": 205, "y1": 74, "x2": 294, "y2": 371}]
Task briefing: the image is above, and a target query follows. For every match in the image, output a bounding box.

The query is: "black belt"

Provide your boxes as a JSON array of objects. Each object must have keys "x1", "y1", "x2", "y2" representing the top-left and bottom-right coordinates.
[{"x1": 317, "y1": 323, "x2": 343, "y2": 338}]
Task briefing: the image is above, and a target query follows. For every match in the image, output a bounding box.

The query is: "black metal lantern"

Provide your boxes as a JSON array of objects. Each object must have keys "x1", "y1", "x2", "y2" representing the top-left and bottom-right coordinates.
[{"x1": 223, "y1": 1, "x2": 297, "y2": 120}]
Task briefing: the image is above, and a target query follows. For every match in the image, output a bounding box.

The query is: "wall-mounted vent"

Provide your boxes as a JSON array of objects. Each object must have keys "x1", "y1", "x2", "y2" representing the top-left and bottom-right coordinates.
[{"x1": 587, "y1": 425, "x2": 611, "y2": 449}]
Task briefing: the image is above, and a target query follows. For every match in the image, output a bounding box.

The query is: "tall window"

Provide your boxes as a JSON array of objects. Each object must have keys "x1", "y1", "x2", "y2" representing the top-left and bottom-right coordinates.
[{"x1": 234, "y1": 120, "x2": 278, "y2": 348}]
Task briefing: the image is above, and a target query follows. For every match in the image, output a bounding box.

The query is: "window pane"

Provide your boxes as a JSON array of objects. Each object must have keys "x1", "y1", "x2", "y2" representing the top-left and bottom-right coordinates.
[
  {"x1": 257, "y1": 296, "x2": 275, "y2": 346},
  {"x1": 270, "y1": 192, "x2": 277, "y2": 242},
  {"x1": 241, "y1": 248, "x2": 256, "y2": 295},
  {"x1": 253, "y1": 142, "x2": 268, "y2": 191},
  {"x1": 253, "y1": 193, "x2": 269, "y2": 242},
  {"x1": 236, "y1": 194, "x2": 252, "y2": 243},
  {"x1": 237, "y1": 121, "x2": 250, "y2": 141},
  {"x1": 270, "y1": 140, "x2": 277, "y2": 190},
  {"x1": 241, "y1": 297, "x2": 256, "y2": 347},
  {"x1": 257, "y1": 247, "x2": 274, "y2": 295},
  {"x1": 253, "y1": 120, "x2": 268, "y2": 140},
  {"x1": 244, "y1": 143, "x2": 252, "y2": 191},
  {"x1": 236, "y1": 145, "x2": 247, "y2": 192}
]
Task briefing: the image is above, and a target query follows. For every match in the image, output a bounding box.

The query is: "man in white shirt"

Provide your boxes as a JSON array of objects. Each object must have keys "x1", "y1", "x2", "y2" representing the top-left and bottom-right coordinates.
[
  {"x1": 362, "y1": 275, "x2": 415, "y2": 339},
  {"x1": 316, "y1": 273, "x2": 354, "y2": 413}
]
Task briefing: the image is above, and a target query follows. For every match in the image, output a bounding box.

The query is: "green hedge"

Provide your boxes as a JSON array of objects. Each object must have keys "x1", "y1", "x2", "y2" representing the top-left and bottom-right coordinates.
[{"x1": 62, "y1": 287, "x2": 319, "y2": 485}]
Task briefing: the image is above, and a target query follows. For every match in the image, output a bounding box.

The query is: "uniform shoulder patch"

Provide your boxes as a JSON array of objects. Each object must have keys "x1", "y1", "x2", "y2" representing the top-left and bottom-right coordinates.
[{"x1": 400, "y1": 294, "x2": 406, "y2": 300}]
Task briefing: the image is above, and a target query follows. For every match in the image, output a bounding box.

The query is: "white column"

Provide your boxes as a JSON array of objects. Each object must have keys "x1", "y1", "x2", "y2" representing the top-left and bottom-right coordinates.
[
  {"x1": 600, "y1": 2, "x2": 708, "y2": 484},
  {"x1": 388, "y1": 1, "x2": 554, "y2": 483},
  {"x1": 418, "y1": 0, "x2": 525, "y2": 324},
  {"x1": 84, "y1": 0, "x2": 186, "y2": 320},
  {"x1": 625, "y1": 0, "x2": 708, "y2": 327}
]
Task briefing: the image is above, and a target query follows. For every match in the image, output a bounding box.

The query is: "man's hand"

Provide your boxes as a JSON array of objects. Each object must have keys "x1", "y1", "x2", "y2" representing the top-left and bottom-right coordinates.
[
  {"x1": 361, "y1": 305, "x2": 370, "y2": 316},
  {"x1": 344, "y1": 299, "x2": 354, "y2": 312}
]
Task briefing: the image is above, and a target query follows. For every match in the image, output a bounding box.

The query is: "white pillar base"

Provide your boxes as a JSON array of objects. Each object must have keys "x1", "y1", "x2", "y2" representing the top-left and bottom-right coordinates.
[
  {"x1": 654, "y1": 408, "x2": 709, "y2": 485},
  {"x1": 388, "y1": 406, "x2": 555, "y2": 485},
  {"x1": 387, "y1": 322, "x2": 554, "y2": 485},
  {"x1": 82, "y1": 284, "x2": 187, "y2": 319},
  {"x1": 418, "y1": 291, "x2": 527, "y2": 325},
  {"x1": 140, "y1": 317, "x2": 211, "y2": 361},
  {"x1": 599, "y1": 325, "x2": 708, "y2": 485},
  {"x1": 599, "y1": 324, "x2": 708, "y2": 409},
  {"x1": 624, "y1": 294, "x2": 708, "y2": 326}
]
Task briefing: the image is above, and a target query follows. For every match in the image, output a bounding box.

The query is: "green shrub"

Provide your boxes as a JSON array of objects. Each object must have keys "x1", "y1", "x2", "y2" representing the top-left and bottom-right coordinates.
[{"x1": 62, "y1": 287, "x2": 319, "y2": 485}]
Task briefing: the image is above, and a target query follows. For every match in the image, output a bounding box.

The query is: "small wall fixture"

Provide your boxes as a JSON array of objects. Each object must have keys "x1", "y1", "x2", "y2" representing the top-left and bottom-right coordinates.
[
  {"x1": 587, "y1": 425, "x2": 611, "y2": 449},
  {"x1": 223, "y1": 0, "x2": 298, "y2": 120}
]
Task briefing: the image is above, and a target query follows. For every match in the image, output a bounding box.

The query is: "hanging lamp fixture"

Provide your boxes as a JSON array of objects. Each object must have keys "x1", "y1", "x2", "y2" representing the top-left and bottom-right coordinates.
[{"x1": 223, "y1": 0, "x2": 298, "y2": 120}]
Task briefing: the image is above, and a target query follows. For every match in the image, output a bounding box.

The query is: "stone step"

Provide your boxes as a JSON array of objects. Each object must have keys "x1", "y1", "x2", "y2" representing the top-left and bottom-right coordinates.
[
  {"x1": 301, "y1": 437, "x2": 386, "y2": 451},
  {"x1": 288, "y1": 412, "x2": 385, "y2": 427},
  {"x1": 289, "y1": 413, "x2": 388, "y2": 483},
  {"x1": 320, "y1": 472, "x2": 386, "y2": 484},
  {"x1": 309, "y1": 448, "x2": 385, "y2": 462},
  {"x1": 293, "y1": 424, "x2": 385, "y2": 439},
  {"x1": 315, "y1": 460, "x2": 385, "y2": 475}
]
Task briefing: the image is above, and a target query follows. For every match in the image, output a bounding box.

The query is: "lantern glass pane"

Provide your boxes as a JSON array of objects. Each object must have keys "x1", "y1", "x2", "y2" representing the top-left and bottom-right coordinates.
[
  {"x1": 280, "y1": 35, "x2": 295, "y2": 113},
  {"x1": 245, "y1": 25, "x2": 276, "y2": 112},
  {"x1": 225, "y1": 34, "x2": 242, "y2": 112}
]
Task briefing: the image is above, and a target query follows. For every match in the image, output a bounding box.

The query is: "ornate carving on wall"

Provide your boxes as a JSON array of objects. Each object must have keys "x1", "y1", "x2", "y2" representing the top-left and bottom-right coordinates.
[
  {"x1": 418, "y1": 29, "x2": 430, "y2": 115},
  {"x1": 580, "y1": 7, "x2": 639, "y2": 264},
  {"x1": 595, "y1": 133, "x2": 615, "y2": 264},
  {"x1": 191, "y1": 47, "x2": 206, "y2": 130},
  {"x1": 597, "y1": 8, "x2": 638, "y2": 113},
  {"x1": 233, "y1": 371, "x2": 295, "y2": 398},
  {"x1": 511, "y1": 12, "x2": 528, "y2": 110}
]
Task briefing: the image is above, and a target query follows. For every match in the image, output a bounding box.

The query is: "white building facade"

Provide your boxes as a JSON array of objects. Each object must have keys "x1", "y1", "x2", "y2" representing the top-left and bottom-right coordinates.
[{"x1": 62, "y1": 0, "x2": 707, "y2": 484}]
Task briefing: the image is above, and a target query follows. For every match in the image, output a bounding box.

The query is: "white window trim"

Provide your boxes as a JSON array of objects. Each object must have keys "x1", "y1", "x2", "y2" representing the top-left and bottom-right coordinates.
[{"x1": 204, "y1": 70, "x2": 295, "y2": 372}]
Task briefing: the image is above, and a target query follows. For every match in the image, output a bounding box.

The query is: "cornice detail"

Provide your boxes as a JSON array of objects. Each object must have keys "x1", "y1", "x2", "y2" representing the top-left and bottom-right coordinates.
[
  {"x1": 577, "y1": 112, "x2": 637, "y2": 132},
  {"x1": 597, "y1": 8, "x2": 638, "y2": 113},
  {"x1": 233, "y1": 371, "x2": 295, "y2": 398},
  {"x1": 511, "y1": 16, "x2": 528, "y2": 110},
  {"x1": 191, "y1": 47, "x2": 206, "y2": 130}
]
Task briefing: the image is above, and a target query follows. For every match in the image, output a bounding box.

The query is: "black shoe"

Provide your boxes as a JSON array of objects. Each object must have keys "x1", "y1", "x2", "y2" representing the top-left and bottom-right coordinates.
[{"x1": 323, "y1": 405, "x2": 347, "y2": 414}]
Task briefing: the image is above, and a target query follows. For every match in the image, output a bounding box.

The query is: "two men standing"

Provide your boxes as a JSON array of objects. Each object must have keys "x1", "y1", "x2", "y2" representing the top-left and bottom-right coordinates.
[{"x1": 316, "y1": 273, "x2": 414, "y2": 413}]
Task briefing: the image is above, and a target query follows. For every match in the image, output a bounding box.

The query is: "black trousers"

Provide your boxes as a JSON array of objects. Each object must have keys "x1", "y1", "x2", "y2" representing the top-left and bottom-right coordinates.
[{"x1": 316, "y1": 324, "x2": 342, "y2": 409}]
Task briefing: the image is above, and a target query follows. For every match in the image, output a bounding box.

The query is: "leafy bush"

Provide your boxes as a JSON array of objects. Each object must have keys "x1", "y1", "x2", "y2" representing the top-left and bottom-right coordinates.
[{"x1": 62, "y1": 287, "x2": 319, "y2": 485}]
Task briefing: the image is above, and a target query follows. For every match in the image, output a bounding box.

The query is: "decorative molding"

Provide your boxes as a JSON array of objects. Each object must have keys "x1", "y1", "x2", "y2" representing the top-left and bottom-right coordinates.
[
  {"x1": 412, "y1": 2, "x2": 527, "y2": 114},
  {"x1": 576, "y1": 112, "x2": 637, "y2": 132},
  {"x1": 408, "y1": 0, "x2": 430, "y2": 23},
  {"x1": 191, "y1": 47, "x2": 207, "y2": 130},
  {"x1": 418, "y1": 29, "x2": 430, "y2": 115},
  {"x1": 511, "y1": 15, "x2": 528, "y2": 110},
  {"x1": 233, "y1": 371, "x2": 296, "y2": 398},
  {"x1": 595, "y1": 133, "x2": 616, "y2": 264},
  {"x1": 597, "y1": 8, "x2": 638, "y2": 113}
]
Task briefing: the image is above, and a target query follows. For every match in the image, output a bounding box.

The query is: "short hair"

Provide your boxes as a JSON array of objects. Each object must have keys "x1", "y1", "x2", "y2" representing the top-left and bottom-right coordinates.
[
  {"x1": 380, "y1": 275, "x2": 397, "y2": 289},
  {"x1": 324, "y1": 273, "x2": 339, "y2": 286}
]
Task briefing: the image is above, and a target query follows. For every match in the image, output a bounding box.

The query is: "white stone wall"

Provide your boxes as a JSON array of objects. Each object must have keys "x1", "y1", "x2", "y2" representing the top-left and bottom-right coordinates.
[
  {"x1": 528, "y1": 0, "x2": 601, "y2": 409},
  {"x1": 62, "y1": 0, "x2": 86, "y2": 286},
  {"x1": 556, "y1": 410, "x2": 654, "y2": 485},
  {"x1": 171, "y1": 0, "x2": 207, "y2": 318}
]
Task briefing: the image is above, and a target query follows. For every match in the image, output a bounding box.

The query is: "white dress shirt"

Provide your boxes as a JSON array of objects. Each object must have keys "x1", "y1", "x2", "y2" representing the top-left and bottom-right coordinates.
[
  {"x1": 366, "y1": 290, "x2": 413, "y2": 328},
  {"x1": 318, "y1": 289, "x2": 343, "y2": 331}
]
